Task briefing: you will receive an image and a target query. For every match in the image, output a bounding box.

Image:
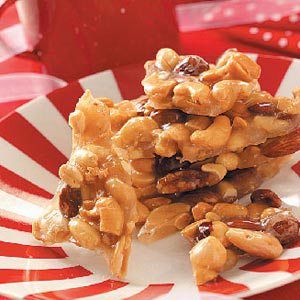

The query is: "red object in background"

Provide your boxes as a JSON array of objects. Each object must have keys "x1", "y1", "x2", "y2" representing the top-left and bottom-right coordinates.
[{"x1": 33, "y1": 0, "x2": 179, "y2": 81}]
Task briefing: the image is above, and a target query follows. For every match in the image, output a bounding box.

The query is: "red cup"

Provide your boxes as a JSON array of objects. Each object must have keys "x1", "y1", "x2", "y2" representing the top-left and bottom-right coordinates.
[{"x1": 13, "y1": 0, "x2": 179, "y2": 81}]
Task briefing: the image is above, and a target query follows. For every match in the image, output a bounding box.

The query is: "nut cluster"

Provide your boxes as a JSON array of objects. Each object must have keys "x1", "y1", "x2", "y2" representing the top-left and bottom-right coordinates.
[{"x1": 33, "y1": 48, "x2": 300, "y2": 286}]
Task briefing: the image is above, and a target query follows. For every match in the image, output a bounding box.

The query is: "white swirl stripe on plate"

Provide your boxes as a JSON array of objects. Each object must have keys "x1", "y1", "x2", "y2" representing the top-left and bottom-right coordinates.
[
  {"x1": 0, "y1": 138, "x2": 59, "y2": 194},
  {"x1": 276, "y1": 59, "x2": 300, "y2": 96},
  {"x1": 0, "y1": 274, "x2": 107, "y2": 299},
  {"x1": 17, "y1": 95, "x2": 72, "y2": 158},
  {"x1": 0, "y1": 257, "x2": 76, "y2": 270},
  {"x1": 0, "y1": 190, "x2": 43, "y2": 220},
  {"x1": 79, "y1": 70, "x2": 123, "y2": 102},
  {"x1": 276, "y1": 247, "x2": 300, "y2": 260},
  {"x1": 0, "y1": 227, "x2": 44, "y2": 246}
]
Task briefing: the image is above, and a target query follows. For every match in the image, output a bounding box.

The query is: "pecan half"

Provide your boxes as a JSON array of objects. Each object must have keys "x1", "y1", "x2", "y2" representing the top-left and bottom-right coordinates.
[
  {"x1": 260, "y1": 130, "x2": 300, "y2": 158},
  {"x1": 174, "y1": 55, "x2": 209, "y2": 76},
  {"x1": 226, "y1": 219, "x2": 262, "y2": 231},
  {"x1": 155, "y1": 155, "x2": 191, "y2": 177},
  {"x1": 150, "y1": 109, "x2": 187, "y2": 127},
  {"x1": 261, "y1": 210, "x2": 299, "y2": 245},
  {"x1": 250, "y1": 189, "x2": 282, "y2": 208},
  {"x1": 156, "y1": 169, "x2": 218, "y2": 194},
  {"x1": 59, "y1": 184, "x2": 82, "y2": 218}
]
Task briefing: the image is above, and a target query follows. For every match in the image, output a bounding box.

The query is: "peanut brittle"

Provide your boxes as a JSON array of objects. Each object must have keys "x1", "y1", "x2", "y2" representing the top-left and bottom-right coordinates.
[{"x1": 33, "y1": 48, "x2": 300, "y2": 285}]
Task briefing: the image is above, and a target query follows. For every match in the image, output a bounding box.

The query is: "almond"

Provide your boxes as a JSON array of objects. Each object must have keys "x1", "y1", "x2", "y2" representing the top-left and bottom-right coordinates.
[
  {"x1": 248, "y1": 102, "x2": 277, "y2": 116},
  {"x1": 260, "y1": 130, "x2": 300, "y2": 158},
  {"x1": 250, "y1": 189, "x2": 282, "y2": 208}
]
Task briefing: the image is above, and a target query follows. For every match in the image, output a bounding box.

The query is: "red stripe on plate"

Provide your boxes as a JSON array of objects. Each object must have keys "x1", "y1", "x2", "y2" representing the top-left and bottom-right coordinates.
[
  {"x1": 0, "y1": 241, "x2": 67, "y2": 259},
  {"x1": 292, "y1": 161, "x2": 300, "y2": 177},
  {"x1": 124, "y1": 283, "x2": 174, "y2": 300},
  {"x1": 0, "y1": 165, "x2": 53, "y2": 199},
  {"x1": 0, "y1": 266, "x2": 91, "y2": 284},
  {"x1": 0, "y1": 294, "x2": 12, "y2": 300},
  {"x1": 0, "y1": 113, "x2": 67, "y2": 176},
  {"x1": 256, "y1": 56, "x2": 291, "y2": 96},
  {"x1": 198, "y1": 276, "x2": 248, "y2": 295},
  {"x1": 240, "y1": 258, "x2": 300, "y2": 273},
  {"x1": 112, "y1": 63, "x2": 145, "y2": 100},
  {"x1": 0, "y1": 216, "x2": 32, "y2": 232},
  {"x1": 47, "y1": 82, "x2": 84, "y2": 121},
  {"x1": 25, "y1": 279, "x2": 127, "y2": 300}
]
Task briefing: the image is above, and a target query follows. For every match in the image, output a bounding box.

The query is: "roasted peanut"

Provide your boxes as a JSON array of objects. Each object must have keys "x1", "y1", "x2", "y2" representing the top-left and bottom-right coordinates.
[
  {"x1": 247, "y1": 203, "x2": 269, "y2": 221},
  {"x1": 69, "y1": 218, "x2": 101, "y2": 250},
  {"x1": 155, "y1": 48, "x2": 179, "y2": 71},
  {"x1": 136, "y1": 200, "x2": 150, "y2": 224},
  {"x1": 192, "y1": 202, "x2": 213, "y2": 221},
  {"x1": 190, "y1": 236, "x2": 227, "y2": 285},
  {"x1": 131, "y1": 170, "x2": 156, "y2": 188},
  {"x1": 181, "y1": 219, "x2": 212, "y2": 244},
  {"x1": 222, "y1": 249, "x2": 239, "y2": 271},
  {"x1": 260, "y1": 207, "x2": 282, "y2": 220},
  {"x1": 205, "y1": 211, "x2": 221, "y2": 221},
  {"x1": 32, "y1": 208, "x2": 70, "y2": 244},
  {"x1": 216, "y1": 181, "x2": 237, "y2": 203},
  {"x1": 226, "y1": 228, "x2": 283, "y2": 259},
  {"x1": 96, "y1": 197, "x2": 124, "y2": 236},
  {"x1": 216, "y1": 152, "x2": 239, "y2": 171},
  {"x1": 142, "y1": 197, "x2": 172, "y2": 210},
  {"x1": 131, "y1": 158, "x2": 154, "y2": 173},
  {"x1": 138, "y1": 203, "x2": 191, "y2": 243},
  {"x1": 185, "y1": 116, "x2": 212, "y2": 132},
  {"x1": 181, "y1": 189, "x2": 222, "y2": 206},
  {"x1": 211, "y1": 221, "x2": 230, "y2": 247},
  {"x1": 212, "y1": 203, "x2": 248, "y2": 220}
]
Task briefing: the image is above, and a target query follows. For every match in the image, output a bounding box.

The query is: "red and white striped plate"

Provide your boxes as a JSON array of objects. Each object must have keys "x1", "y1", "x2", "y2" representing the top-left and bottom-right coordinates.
[{"x1": 0, "y1": 54, "x2": 300, "y2": 300}]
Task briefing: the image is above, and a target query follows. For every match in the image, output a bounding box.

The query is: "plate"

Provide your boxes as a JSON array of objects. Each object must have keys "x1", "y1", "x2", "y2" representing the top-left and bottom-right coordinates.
[{"x1": 0, "y1": 54, "x2": 300, "y2": 299}]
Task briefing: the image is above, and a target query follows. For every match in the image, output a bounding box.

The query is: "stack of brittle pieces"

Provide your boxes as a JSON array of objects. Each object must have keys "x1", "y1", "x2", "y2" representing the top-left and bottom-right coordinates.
[{"x1": 33, "y1": 48, "x2": 300, "y2": 285}]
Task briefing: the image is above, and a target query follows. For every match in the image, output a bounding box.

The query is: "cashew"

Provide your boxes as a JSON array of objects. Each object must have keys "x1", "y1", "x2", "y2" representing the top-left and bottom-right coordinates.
[{"x1": 191, "y1": 116, "x2": 232, "y2": 149}]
